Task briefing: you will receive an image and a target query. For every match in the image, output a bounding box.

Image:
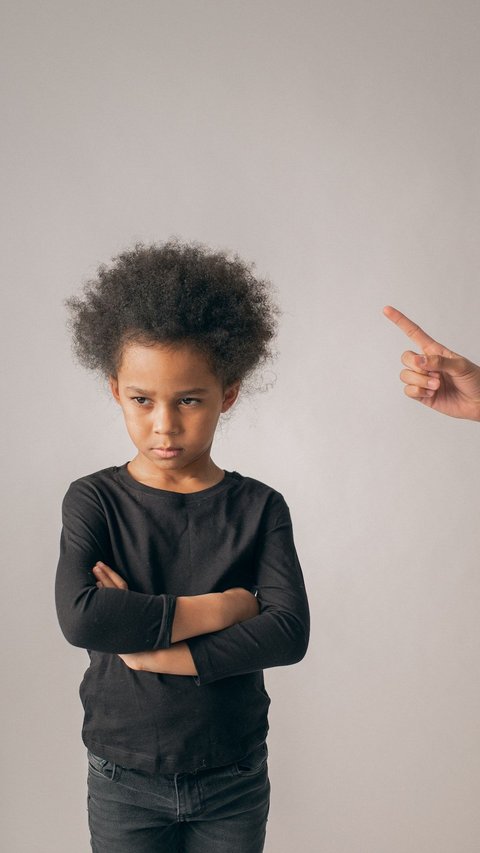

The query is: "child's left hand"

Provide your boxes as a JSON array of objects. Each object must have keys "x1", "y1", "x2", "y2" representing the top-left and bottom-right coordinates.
[{"x1": 92, "y1": 562, "x2": 129, "y2": 589}]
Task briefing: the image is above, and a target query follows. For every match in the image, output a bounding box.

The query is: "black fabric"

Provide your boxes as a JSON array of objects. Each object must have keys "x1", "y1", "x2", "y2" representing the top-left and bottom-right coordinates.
[{"x1": 55, "y1": 464, "x2": 309, "y2": 773}]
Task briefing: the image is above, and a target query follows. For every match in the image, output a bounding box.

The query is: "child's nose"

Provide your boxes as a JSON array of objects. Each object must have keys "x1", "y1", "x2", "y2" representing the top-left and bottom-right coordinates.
[{"x1": 153, "y1": 406, "x2": 180, "y2": 436}]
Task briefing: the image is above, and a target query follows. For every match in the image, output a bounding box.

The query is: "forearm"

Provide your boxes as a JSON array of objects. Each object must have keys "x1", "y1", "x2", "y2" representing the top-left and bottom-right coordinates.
[
  {"x1": 118, "y1": 589, "x2": 260, "y2": 675},
  {"x1": 118, "y1": 599, "x2": 308, "y2": 680},
  {"x1": 56, "y1": 577, "x2": 177, "y2": 653},
  {"x1": 183, "y1": 499, "x2": 310, "y2": 686},
  {"x1": 119, "y1": 642, "x2": 198, "y2": 676},
  {"x1": 187, "y1": 602, "x2": 309, "y2": 684},
  {"x1": 57, "y1": 551, "x2": 256, "y2": 652},
  {"x1": 171, "y1": 588, "x2": 258, "y2": 643},
  {"x1": 56, "y1": 508, "x2": 178, "y2": 653}
]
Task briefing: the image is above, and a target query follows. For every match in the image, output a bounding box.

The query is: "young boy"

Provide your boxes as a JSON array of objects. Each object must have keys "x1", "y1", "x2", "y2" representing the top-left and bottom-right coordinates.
[{"x1": 56, "y1": 240, "x2": 310, "y2": 852}]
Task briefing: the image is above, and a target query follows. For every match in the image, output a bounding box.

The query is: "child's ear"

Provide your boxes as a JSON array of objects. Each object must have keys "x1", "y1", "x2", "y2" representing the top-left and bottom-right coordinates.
[
  {"x1": 221, "y1": 382, "x2": 240, "y2": 413},
  {"x1": 109, "y1": 376, "x2": 121, "y2": 404}
]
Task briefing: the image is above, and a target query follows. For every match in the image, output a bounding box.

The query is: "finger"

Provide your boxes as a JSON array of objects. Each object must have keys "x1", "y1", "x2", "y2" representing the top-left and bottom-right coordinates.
[
  {"x1": 401, "y1": 351, "x2": 430, "y2": 373},
  {"x1": 401, "y1": 351, "x2": 469, "y2": 381},
  {"x1": 404, "y1": 384, "x2": 436, "y2": 400},
  {"x1": 401, "y1": 355, "x2": 444, "y2": 385},
  {"x1": 400, "y1": 369, "x2": 440, "y2": 391},
  {"x1": 92, "y1": 566, "x2": 117, "y2": 588},
  {"x1": 412, "y1": 353, "x2": 470, "y2": 375},
  {"x1": 94, "y1": 561, "x2": 128, "y2": 589},
  {"x1": 383, "y1": 306, "x2": 443, "y2": 354}
]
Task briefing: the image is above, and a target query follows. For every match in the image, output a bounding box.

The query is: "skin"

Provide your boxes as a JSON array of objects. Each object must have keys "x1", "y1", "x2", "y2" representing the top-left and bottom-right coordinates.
[
  {"x1": 92, "y1": 341, "x2": 259, "y2": 674},
  {"x1": 383, "y1": 306, "x2": 480, "y2": 421},
  {"x1": 109, "y1": 341, "x2": 240, "y2": 492}
]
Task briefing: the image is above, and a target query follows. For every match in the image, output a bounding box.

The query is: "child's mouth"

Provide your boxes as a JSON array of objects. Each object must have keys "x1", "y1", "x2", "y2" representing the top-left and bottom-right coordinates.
[{"x1": 151, "y1": 447, "x2": 183, "y2": 459}]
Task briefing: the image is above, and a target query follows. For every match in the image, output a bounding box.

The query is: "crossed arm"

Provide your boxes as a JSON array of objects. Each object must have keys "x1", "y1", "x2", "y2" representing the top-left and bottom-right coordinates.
[
  {"x1": 92, "y1": 561, "x2": 258, "y2": 675},
  {"x1": 56, "y1": 482, "x2": 309, "y2": 683}
]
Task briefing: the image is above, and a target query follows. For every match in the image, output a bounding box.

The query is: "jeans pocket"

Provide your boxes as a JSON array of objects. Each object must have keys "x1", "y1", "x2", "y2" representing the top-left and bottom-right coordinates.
[
  {"x1": 233, "y1": 742, "x2": 268, "y2": 776},
  {"x1": 87, "y1": 750, "x2": 121, "y2": 783}
]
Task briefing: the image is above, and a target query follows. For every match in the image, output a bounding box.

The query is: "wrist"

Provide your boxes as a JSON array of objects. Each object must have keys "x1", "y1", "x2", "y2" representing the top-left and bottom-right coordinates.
[{"x1": 172, "y1": 593, "x2": 227, "y2": 642}]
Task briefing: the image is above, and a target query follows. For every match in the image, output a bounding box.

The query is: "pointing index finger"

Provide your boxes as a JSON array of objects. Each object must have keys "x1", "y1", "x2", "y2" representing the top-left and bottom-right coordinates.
[{"x1": 383, "y1": 305, "x2": 441, "y2": 354}]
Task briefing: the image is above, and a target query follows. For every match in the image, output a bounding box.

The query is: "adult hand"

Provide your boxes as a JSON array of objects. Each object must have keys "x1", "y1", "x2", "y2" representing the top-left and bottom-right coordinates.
[{"x1": 383, "y1": 306, "x2": 480, "y2": 421}]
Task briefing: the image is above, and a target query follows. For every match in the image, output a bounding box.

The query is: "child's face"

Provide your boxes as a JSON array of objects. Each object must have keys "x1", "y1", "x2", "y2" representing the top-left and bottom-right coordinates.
[{"x1": 109, "y1": 342, "x2": 239, "y2": 480}]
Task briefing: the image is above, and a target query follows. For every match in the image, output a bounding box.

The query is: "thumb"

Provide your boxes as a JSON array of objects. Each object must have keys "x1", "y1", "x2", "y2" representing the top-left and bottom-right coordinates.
[{"x1": 415, "y1": 353, "x2": 472, "y2": 376}]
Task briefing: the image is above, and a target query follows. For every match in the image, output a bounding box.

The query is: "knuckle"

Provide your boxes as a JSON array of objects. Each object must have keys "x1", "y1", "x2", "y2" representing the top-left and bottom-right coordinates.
[{"x1": 406, "y1": 323, "x2": 420, "y2": 338}]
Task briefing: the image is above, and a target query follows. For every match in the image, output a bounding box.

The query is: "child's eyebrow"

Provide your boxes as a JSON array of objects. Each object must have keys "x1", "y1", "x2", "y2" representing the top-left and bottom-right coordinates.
[{"x1": 125, "y1": 385, "x2": 209, "y2": 396}]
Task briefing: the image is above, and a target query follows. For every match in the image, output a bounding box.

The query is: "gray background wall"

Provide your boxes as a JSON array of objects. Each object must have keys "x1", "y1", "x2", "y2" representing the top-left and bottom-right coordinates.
[{"x1": 2, "y1": 1, "x2": 480, "y2": 851}]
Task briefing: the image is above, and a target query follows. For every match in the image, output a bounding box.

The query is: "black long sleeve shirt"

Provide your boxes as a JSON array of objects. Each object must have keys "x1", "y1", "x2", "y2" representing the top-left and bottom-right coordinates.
[{"x1": 55, "y1": 464, "x2": 309, "y2": 773}]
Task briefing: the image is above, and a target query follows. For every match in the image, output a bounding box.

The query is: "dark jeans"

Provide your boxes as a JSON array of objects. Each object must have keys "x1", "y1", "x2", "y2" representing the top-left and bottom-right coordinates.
[{"x1": 87, "y1": 742, "x2": 270, "y2": 852}]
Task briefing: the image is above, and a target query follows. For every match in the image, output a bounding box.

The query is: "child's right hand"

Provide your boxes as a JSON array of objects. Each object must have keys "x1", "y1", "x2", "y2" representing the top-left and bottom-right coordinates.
[
  {"x1": 383, "y1": 305, "x2": 480, "y2": 421},
  {"x1": 92, "y1": 562, "x2": 129, "y2": 589}
]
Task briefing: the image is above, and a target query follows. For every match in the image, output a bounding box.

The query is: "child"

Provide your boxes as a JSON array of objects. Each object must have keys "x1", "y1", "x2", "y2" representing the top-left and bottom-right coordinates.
[{"x1": 55, "y1": 239, "x2": 310, "y2": 853}]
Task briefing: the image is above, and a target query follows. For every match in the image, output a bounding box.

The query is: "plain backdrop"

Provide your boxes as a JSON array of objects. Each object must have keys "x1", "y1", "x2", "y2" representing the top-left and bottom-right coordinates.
[{"x1": 2, "y1": 1, "x2": 480, "y2": 851}]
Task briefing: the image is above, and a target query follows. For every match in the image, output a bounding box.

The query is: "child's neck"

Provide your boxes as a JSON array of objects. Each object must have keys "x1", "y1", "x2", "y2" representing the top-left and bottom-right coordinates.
[{"x1": 126, "y1": 455, "x2": 225, "y2": 494}]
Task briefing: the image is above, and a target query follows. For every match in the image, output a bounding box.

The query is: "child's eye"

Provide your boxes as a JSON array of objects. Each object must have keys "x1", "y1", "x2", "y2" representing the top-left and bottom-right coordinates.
[
  {"x1": 179, "y1": 397, "x2": 201, "y2": 407},
  {"x1": 131, "y1": 397, "x2": 151, "y2": 407}
]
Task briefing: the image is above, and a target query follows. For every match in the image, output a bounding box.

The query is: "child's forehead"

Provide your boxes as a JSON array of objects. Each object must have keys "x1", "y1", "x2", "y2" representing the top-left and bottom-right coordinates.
[{"x1": 118, "y1": 341, "x2": 218, "y2": 386}]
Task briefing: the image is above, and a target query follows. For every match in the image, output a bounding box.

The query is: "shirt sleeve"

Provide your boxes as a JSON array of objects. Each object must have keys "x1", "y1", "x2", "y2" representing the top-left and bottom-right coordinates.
[
  {"x1": 186, "y1": 493, "x2": 309, "y2": 685},
  {"x1": 55, "y1": 480, "x2": 176, "y2": 654}
]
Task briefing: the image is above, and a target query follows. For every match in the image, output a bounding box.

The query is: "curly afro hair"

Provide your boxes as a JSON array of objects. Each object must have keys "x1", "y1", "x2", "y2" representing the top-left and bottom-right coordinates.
[{"x1": 66, "y1": 239, "x2": 279, "y2": 387}]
